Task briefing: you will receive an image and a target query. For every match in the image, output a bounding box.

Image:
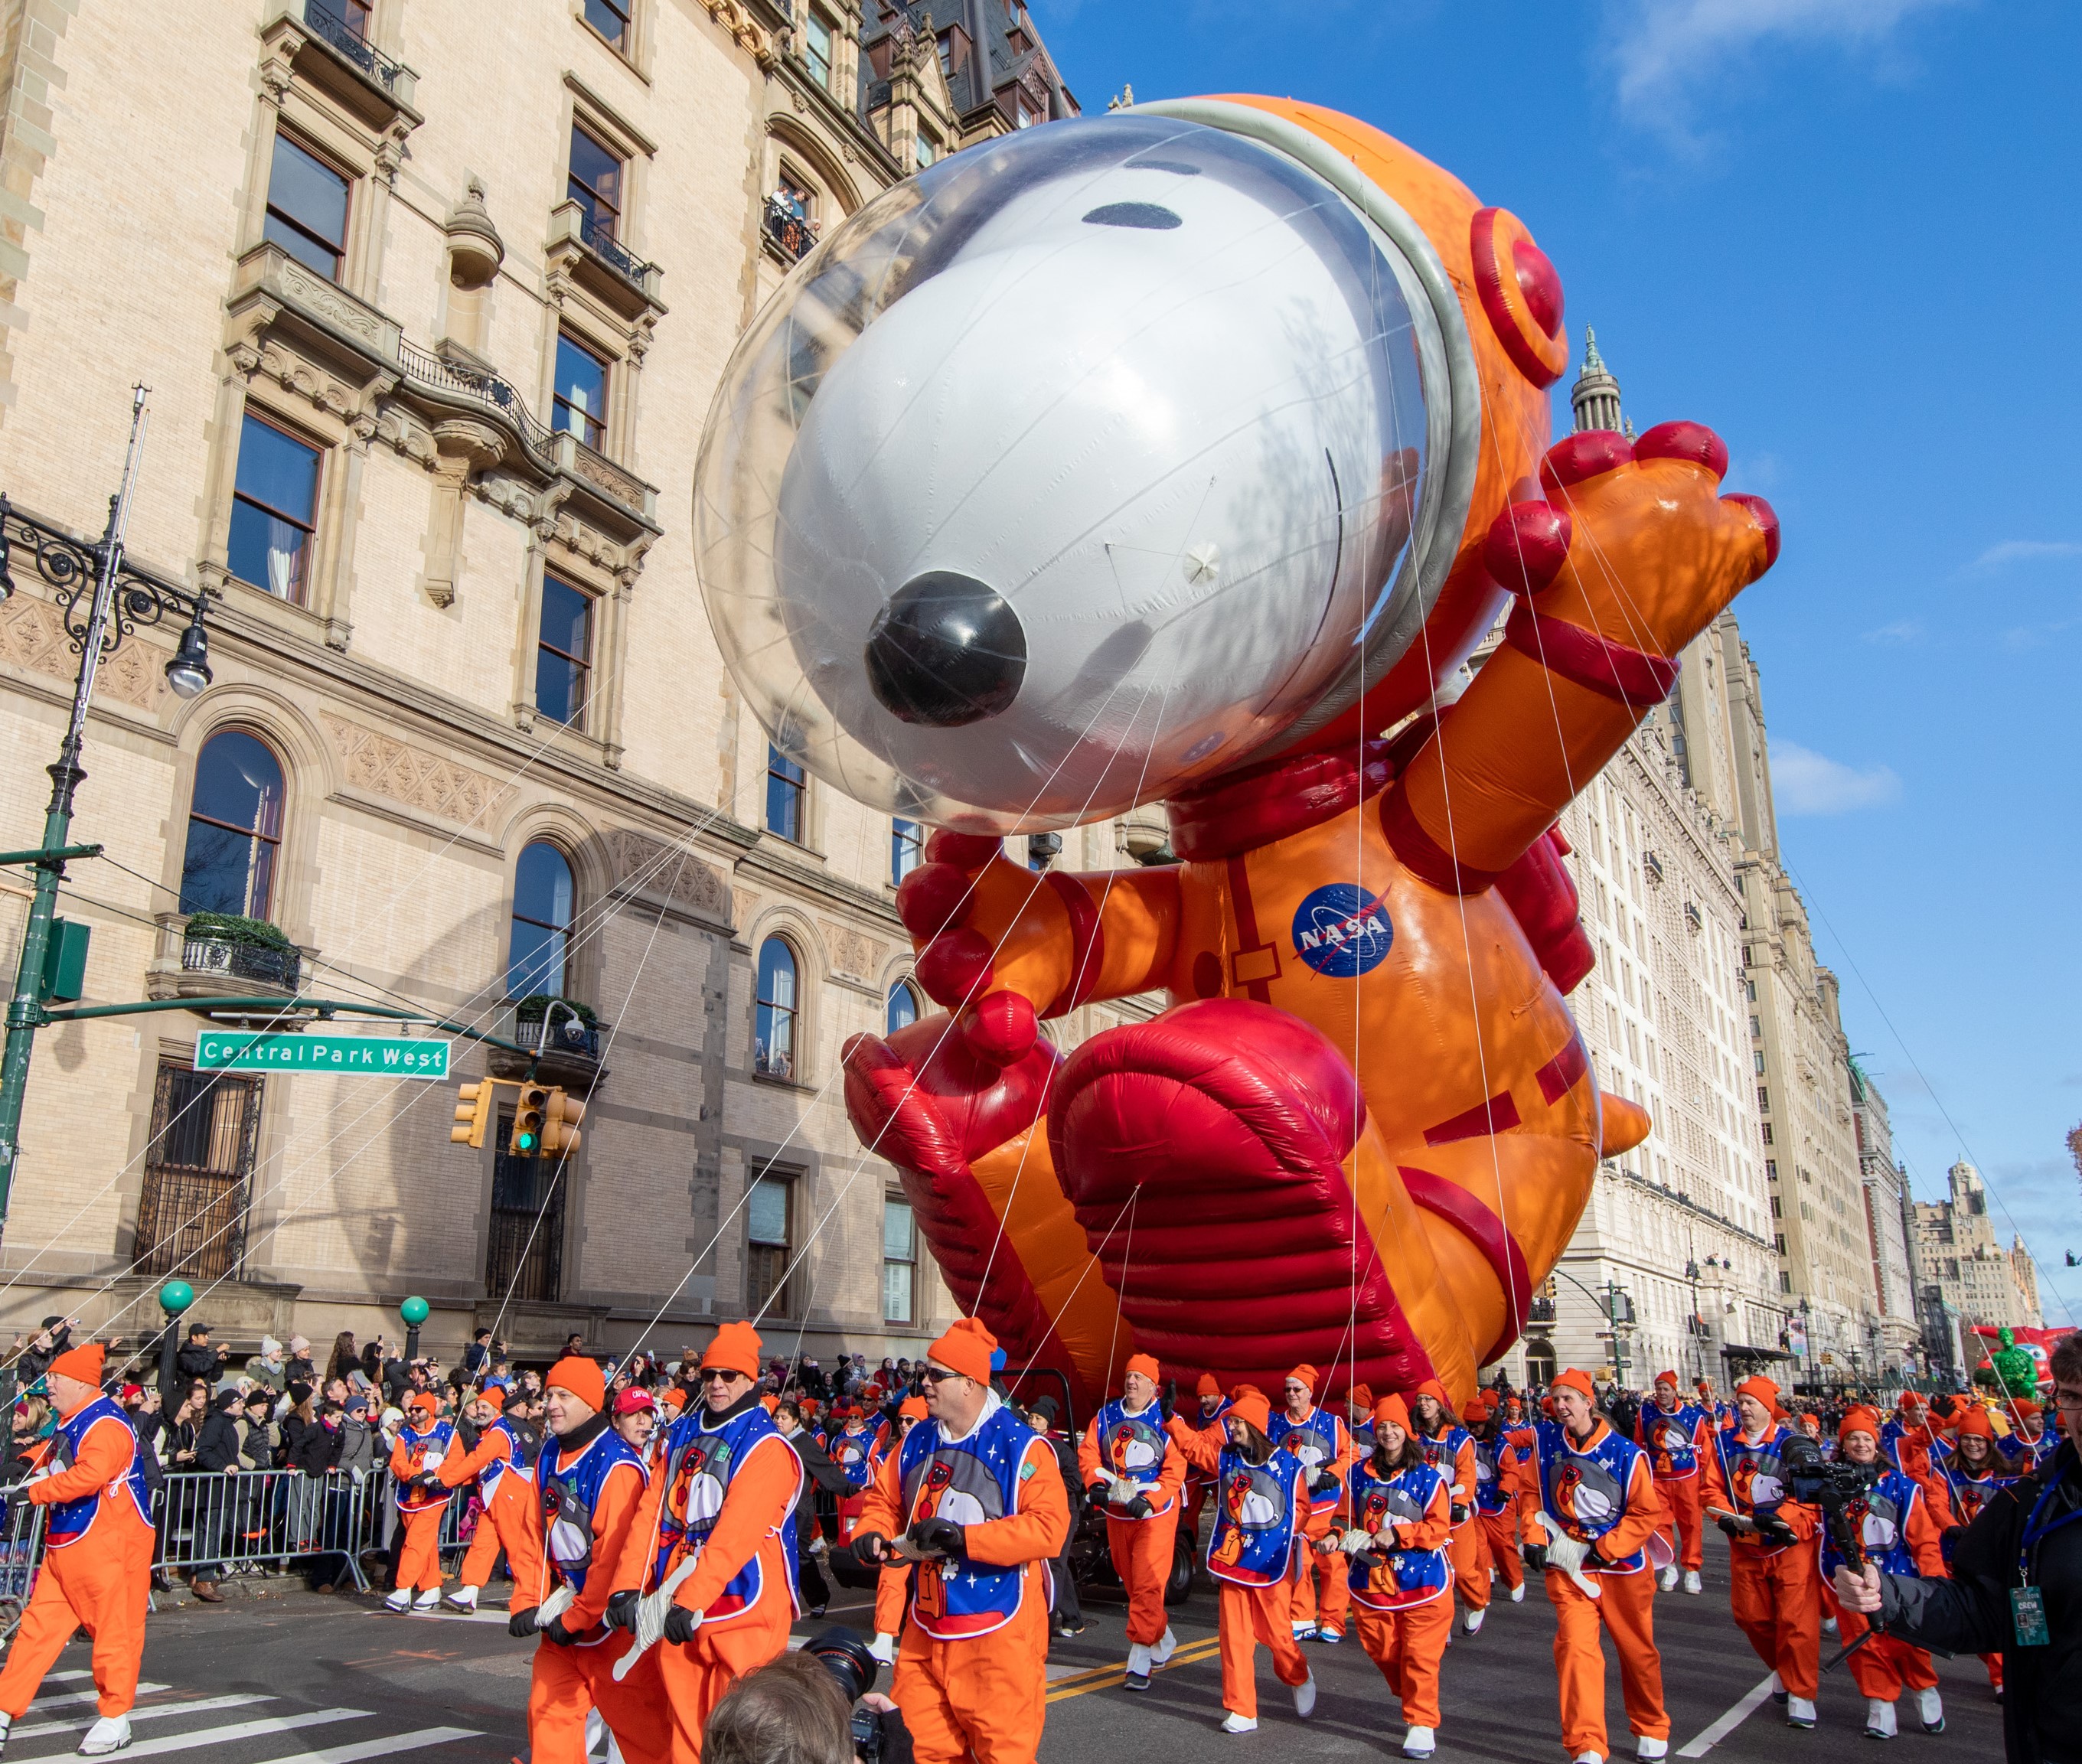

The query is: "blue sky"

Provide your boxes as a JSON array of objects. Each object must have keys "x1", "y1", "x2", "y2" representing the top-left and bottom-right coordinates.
[{"x1": 1030, "y1": 0, "x2": 2082, "y2": 1325}]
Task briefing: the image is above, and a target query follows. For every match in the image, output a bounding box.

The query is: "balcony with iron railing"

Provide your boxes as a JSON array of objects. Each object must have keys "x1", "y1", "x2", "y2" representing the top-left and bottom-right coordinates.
[
  {"x1": 145, "y1": 912, "x2": 312, "y2": 1026},
  {"x1": 545, "y1": 201, "x2": 664, "y2": 319},
  {"x1": 762, "y1": 197, "x2": 817, "y2": 265},
  {"x1": 261, "y1": 0, "x2": 419, "y2": 124}
]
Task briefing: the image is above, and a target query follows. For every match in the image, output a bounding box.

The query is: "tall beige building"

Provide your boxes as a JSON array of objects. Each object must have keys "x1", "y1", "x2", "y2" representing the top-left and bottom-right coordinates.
[
  {"x1": 0, "y1": 0, "x2": 1078, "y2": 1366},
  {"x1": 1509, "y1": 334, "x2": 1783, "y2": 1392},
  {"x1": 1913, "y1": 1160, "x2": 2042, "y2": 1341},
  {"x1": 1850, "y1": 1060, "x2": 1921, "y2": 1379}
]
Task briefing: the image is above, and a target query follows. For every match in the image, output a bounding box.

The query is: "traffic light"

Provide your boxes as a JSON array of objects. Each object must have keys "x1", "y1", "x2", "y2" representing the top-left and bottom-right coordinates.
[
  {"x1": 511, "y1": 1082, "x2": 550, "y2": 1156},
  {"x1": 542, "y1": 1089, "x2": 586, "y2": 1159},
  {"x1": 450, "y1": 1079, "x2": 495, "y2": 1149}
]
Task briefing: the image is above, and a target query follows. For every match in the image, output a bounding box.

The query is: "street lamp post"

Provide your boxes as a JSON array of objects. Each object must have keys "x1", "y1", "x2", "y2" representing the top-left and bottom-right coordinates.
[{"x1": 0, "y1": 388, "x2": 215, "y2": 1234}]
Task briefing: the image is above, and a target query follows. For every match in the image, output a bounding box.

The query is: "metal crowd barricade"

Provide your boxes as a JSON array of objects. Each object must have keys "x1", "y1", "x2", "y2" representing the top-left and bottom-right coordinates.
[{"x1": 0, "y1": 1467, "x2": 475, "y2": 1606}]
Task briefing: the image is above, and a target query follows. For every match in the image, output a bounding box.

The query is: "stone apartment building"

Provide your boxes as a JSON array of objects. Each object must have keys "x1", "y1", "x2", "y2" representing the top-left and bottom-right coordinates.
[
  {"x1": 0, "y1": 0, "x2": 1079, "y2": 1366},
  {"x1": 1508, "y1": 335, "x2": 1788, "y2": 1393},
  {"x1": 1914, "y1": 1160, "x2": 2043, "y2": 1348},
  {"x1": 1850, "y1": 1059, "x2": 1923, "y2": 1379}
]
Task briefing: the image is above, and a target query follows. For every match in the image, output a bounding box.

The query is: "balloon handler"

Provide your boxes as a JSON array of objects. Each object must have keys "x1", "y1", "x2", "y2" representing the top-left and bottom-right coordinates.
[
  {"x1": 387, "y1": 1391, "x2": 454, "y2": 1612},
  {"x1": 0, "y1": 1345, "x2": 154, "y2": 1758},
  {"x1": 1078, "y1": 1352, "x2": 1186, "y2": 1686},
  {"x1": 849, "y1": 1318, "x2": 1069, "y2": 1764},
  {"x1": 813, "y1": 101, "x2": 1780, "y2": 1427},
  {"x1": 438, "y1": 1385, "x2": 539, "y2": 1612},
  {"x1": 602, "y1": 1321, "x2": 803, "y2": 1764},
  {"x1": 1167, "y1": 1388, "x2": 1323, "y2": 1733}
]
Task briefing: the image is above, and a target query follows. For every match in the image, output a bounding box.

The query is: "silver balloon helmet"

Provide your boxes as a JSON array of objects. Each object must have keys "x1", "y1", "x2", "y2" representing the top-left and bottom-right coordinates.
[{"x1": 694, "y1": 110, "x2": 1469, "y2": 834}]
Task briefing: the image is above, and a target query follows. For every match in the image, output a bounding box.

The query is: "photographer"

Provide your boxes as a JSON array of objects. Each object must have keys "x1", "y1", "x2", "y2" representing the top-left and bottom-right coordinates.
[
  {"x1": 1834, "y1": 1335, "x2": 2082, "y2": 1764},
  {"x1": 704, "y1": 1641, "x2": 911, "y2": 1764}
]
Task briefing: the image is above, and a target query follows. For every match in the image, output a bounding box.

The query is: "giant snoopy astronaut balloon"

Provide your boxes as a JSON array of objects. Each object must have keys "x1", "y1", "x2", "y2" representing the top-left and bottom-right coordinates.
[{"x1": 695, "y1": 98, "x2": 1778, "y2": 1413}]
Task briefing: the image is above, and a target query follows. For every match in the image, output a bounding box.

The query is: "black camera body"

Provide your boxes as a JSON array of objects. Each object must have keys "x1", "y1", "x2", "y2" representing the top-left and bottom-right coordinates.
[
  {"x1": 803, "y1": 1626, "x2": 888, "y2": 1763},
  {"x1": 1780, "y1": 1434, "x2": 1879, "y2": 1569}
]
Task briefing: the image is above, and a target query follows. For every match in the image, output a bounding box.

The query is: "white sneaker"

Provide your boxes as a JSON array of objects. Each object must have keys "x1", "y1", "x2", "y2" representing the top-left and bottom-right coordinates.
[
  {"x1": 1915, "y1": 1688, "x2": 1944, "y2": 1734},
  {"x1": 445, "y1": 1586, "x2": 478, "y2": 1612},
  {"x1": 383, "y1": 1590, "x2": 412, "y2": 1613},
  {"x1": 1125, "y1": 1642, "x2": 1152, "y2": 1688},
  {"x1": 79, "y1": 1715, "x2": 132, "y2": 1757},
  {"x1": 1637, "y1": 1739, "x2": 1668, "y2": 1760},
  {"x1": 1462, "y1": 1606, "x2": 1485, "y2": 1635},
  {"x1": 1292, "y1": 1673, "x2": 1317, "y2": 1720},
  {"x1": 413, "y1": 1588, "x2": 442, "y2": 1612},
  {"x1": 1510, "y1": 1580, "x2": 1526, "y2": 1603},
  {"x1": 1572, "y1": 1752, "x2": 1604, "y2": 1763},
  {"x1": 1221, "y1": 1712, "x2": 1258, "y2": 1734},
  {"x1": 1658, "y1": 1565, "x2": 1679, "y2": 1592},
  {"x1": 869, "y1": 1632, "x2": 897, "y2": 1666},
  {"x1": 1402, "y1": 1726, "x2": 1436, "y2": 1758},
  {"x1": 1682, "y1": 1570, "x2": 1702, "y2": 1594},
  {"x1": 1291, "y1": 1619, "x2": 1317, "y2": 1641},
  {"x1": 1151, "y1": 1626, "x2": 1178, "y2": 1668},
  {"x1": 1864, "y1": 1699, "x2": 1897, "y2": 1740},
  {"x1": 1786, "y1": 1696, "x2": 1816, "y2": 1729},
  {"x1": 1822, "y1": 1614, "x2": 1839, "y2": 1635}
]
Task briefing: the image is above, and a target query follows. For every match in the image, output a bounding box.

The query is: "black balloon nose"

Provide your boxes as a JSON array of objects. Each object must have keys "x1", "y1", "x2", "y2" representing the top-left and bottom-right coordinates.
[{"x1": 865, "y1": 572, "x2": 1026, "y2": 727}]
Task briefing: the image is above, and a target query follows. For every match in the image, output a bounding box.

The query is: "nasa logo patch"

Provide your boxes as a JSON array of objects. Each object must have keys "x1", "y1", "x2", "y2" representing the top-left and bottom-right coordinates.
[{"x1": 1291, "y1": 884, "x2": 1393, "y2": 977}]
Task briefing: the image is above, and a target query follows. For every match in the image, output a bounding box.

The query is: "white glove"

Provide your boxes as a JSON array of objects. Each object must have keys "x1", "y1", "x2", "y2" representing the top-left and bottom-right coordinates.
[
  {"x1": 1535, "y1": 1511, "x2": 1601, "y2": 1600},
  {"x1": 1108, "y1": 1475, "x2": 1140, "y2": 1506},
  {"x1": 1338, "y1": 1528, "x2": 1374, "y2": 1555},
  {"x1": 869, "y1": 1632, "x2": 897, "y2": 1666}
]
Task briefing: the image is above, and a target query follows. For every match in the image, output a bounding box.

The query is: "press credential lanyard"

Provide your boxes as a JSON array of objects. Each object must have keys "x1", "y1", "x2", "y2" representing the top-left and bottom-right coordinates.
[{"x1": 2012, "y1": 1475, "x2": 2082, "y2": 1648}]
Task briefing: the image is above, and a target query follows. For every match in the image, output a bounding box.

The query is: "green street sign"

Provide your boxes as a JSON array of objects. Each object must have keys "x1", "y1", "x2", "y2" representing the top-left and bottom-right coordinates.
[{"x1": 195, "y1": 1031, "x2": 450, "y2": 1079}]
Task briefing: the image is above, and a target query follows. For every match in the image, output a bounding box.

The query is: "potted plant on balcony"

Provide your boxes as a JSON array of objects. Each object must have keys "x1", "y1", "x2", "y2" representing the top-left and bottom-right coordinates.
[
  {"x1": 180, "y1": 911, "x2": 302, "y2": 992},
  {"x1": 489, "y1": 995, "x2": 605, "y2": 1092}
]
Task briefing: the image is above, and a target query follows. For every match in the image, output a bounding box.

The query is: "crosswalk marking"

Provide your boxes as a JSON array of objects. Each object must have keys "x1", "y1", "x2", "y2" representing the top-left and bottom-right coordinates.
[
  {"x1": 25, "y1": 1684, "x2": 171, "y2": 1712},
  {"x1": 38, "y1": 1708, "x2": 371, "y2": 1759},
  {"x1": 238, "y1": 1728, "x2": 483, "y2": 1764},
  {"x1": 10, "y1": 1694, "x2": 274, "y2": 1742}
]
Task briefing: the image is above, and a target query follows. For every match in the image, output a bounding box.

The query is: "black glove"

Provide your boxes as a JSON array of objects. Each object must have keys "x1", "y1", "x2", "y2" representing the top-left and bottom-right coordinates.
[
  {"x1": 507, "y1": 1606, "x2": 540, "y2": 1638},
  {"x1": 1715, "y1": 1515, "x2": 1746, "y2": 1541},
  {"x1": 605, "y1": 1590, "x2": 640, "y2": 1632},
  {"x1": 1161, "y1": 1380, "x2": 1178, "y2": 1423},
  {"x1": 1124, "y1": 1493, "x2": 1153, "y2": 1520},
  {"x1": 909, "y1": 1516, "x2": 965, "y2": 1557},
  {"x1": 1309, "y1": 1469, "x2": 1337, "y2": 1494},
  {"x1": 1757, "y1": 1515, "x2": 1798, "y2": 1550},
  {"x1": 1450, "y1": 1503, "x2": 1469, "y2": 1525},
  {"x1": 1521, "y1": 1543, "x2": 1548, "y2": 1571},
  {"x1": 850, "y1": 1530, "x2": 889, "y2": 1565},
  {"x1": 1087, "y1": 1481, "x2": 1111, "y2": 1505},
  {"x1": 661, "y1": 1605, "x2": 699, "y2": 1645},
  {"x1": 1940, "y1": 1524, "x2": 1964, "y2": 1550}
]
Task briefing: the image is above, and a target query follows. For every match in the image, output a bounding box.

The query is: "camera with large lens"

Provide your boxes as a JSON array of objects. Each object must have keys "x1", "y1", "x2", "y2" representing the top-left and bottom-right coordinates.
[
  {"x1": 803, "y1": 1626, "x2": 887, "y2": 1763},
  {"x1": 1780, "y1": 1432, "x2": 1878, "y2": 1506}
]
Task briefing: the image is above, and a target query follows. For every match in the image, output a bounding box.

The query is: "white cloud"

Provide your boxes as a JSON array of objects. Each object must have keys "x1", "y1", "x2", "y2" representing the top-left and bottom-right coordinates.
[
  {"x1": 1970, "y1": 540, "x2": 2082, "y2": 573},
  {"x1": 1772, "y1": 740, "x2": 1901, "y2": 815},
  {"x1": 1604, "y1": 0, "x2": 1960, "y2": 129},
  {"x1": 1862, "y1": 619, "x2": 1922, "y2": 645}
]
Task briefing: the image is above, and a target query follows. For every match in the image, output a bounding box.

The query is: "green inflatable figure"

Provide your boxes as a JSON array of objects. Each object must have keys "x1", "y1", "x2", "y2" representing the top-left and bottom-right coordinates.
[{"x1": 1990, "y1": 1326, "x2": 2038, "y2": 1399}]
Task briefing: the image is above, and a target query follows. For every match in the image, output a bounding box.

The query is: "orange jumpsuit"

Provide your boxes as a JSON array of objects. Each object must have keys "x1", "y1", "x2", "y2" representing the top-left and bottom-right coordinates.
[
  {"x1": 520, "y1": 1428, "x2": 671, "y2": 1764},
  {"x1": 1421, "y1": 1427, "x2": 1483, "y2": 1615},
  {"x1": 856, "y1": 1403, "x2": 1069, "y2": 1764},
  {"x1": 388, "y1": 1423, "x2": 453, "y2": 1595},
  {"x1": 0, "y1": 1400, "x2": 155, "y2": 1720},
  {"x1": 1078, "y1": 1402, "x2": 1186, "y2": 1648},
  {"x1": 438, "y1": 1418, "x2": 527, "y2": 1591},
  {"x1": 1700, "y1": 1426, "x2": 1823, "y2": 1700},
  {"x1": 1517, "y1": 1420, "x2": 1669, "y2": 1761},
  {"x1": 1822, "y1": 1476, "x2": 1946, "y2": 1705},
  {"x1": 1345, "y1": 1463, "x2": 1454, "y2": 1729},
  {"x1": 1169, "y1": 1416, "x2": 1328, "y2": 1721},
  {"x1": 1277, "y1": 1405, "x2": 1354, "y2": 1637},
  {"x1": 1636, "y1": 1400, "x2": 1709, "y2": 1573},
  {"x1": 1471, "y1": 1427, "x2": 1529, "y2": 1593},
  {"x1": 611, "y1": 1410, "x2": 803, "y2": 1764}
]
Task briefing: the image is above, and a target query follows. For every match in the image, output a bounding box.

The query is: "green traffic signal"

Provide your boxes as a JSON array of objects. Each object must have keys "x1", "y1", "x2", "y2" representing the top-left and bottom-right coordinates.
[{"x1": 515, "y1": 1127, "x2": 540, "y2": 1153}]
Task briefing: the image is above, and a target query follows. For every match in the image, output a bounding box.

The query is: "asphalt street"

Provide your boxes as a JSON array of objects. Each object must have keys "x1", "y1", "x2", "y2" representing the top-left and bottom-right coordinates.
[{"x1": 19, "y1": 1554, "x2": 2005, "y2": 1764}]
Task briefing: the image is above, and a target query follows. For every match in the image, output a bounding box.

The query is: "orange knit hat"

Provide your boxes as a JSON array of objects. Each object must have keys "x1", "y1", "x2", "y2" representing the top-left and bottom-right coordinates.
[
  {"x1": 899, "y1": 1396, "x2": 928, "y2": 1421},
  {"x1": 1196, "y1": 1373, "x2": 1222, "y2": 1398},
  {"x1": 1735, "y1": 1375, "x2": 1783, "y2": 1417},
  {"x1": 1287, "y1": 1363, "x2": 1318, "y2": 1394},
  {"x1": 1348, "y1": 1383, "x2": 1375, "y2": 1413},
  {"x1": 1839, "y1": 1406, "x2": 1883, "y2": 1446},
  {"x1": 546, "y1": 1355, "x2": 605, "y2": 1412},
  {"x1": 1229, "y1": 1391, "x2": 1272, "y2": 1436},
  {"x1": 406, "y1": 1391, "x2": 439, "y2": 1418},
  {"x1": 1124, "y1": 1352, "x2": 1160, "y2": 1384},
  {"x1": 926, "y1": 1316, "x2": 997, "y2": 1385},
  {"x1": 47, "y1": 1342, "x2": 104, "y2": 1387},
  {"x1": 701, "y1": 1321, "x2": 764, "y2": 1380},
  {"x1": 1551, "y1": 1368, "x2": 1596, "y2": 1401},
  {"x1": 1955, "y1": 1404, "x2": 1996, "y2": 1441},
  {"x1": 1372, "y1": 1394, "x2": 1412, "y2": 1433}
]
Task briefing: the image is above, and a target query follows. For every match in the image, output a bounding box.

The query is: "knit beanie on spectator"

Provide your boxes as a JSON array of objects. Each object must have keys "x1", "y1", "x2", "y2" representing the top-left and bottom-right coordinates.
[
  {"x1": 289, "y1": 1381, "x2": 312, "y2": 1407},
  {"x1": 926, "y1": 1316, "x2": 996, "y2": 1386},
  {"x1": 701, "y1": 1321, "x2": 764, "y2": 1381},
  {"x1": 214, "y1": 1389, "x2": 243, "y2": 1413},
  {"x1": 47, "y1": 1342, "x2": 104, "y2": 1387},
  {"x1": 546, "y1": 1356, "x2": 605, "y2": 1413}
]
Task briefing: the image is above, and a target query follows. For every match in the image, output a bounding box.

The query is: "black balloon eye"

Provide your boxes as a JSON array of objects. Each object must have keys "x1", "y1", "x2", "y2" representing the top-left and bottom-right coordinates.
[
  {"x1": 865, "y1": 572, "x2": 1027, "y2": 728},
  {"x1": 1082, "y1": 202, "x2": 1182, "y2": 230}
]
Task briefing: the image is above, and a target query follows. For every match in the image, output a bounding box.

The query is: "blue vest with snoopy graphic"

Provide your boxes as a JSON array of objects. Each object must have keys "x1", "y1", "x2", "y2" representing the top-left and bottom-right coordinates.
[{"x1": 1532, "y1": 1420, "x2": 1648, "y2": 1573}]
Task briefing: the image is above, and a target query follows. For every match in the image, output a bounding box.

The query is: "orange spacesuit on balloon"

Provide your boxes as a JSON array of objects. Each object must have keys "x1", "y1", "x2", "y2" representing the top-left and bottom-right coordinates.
[{"x1": 838, "y1": 95, "x2": 1777, "y2": 1417}]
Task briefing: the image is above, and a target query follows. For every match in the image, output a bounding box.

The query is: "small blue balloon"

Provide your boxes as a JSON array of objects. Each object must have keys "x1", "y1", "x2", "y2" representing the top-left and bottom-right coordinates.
[{"x1": 990, "y1": 1348, "x2": 1007, "y2": 1371}]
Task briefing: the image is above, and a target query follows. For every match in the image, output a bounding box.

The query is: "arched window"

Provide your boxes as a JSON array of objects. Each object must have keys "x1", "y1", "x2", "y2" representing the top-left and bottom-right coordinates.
[
  {"x1": 508, "y1": 842, "x2": 575, "y2": 998},
  {"x1": 178, "y1": 731, "x2": 285, "y2": 918},
  {"x1": 755, "y1": 937, "x2": 798, "y2": 1078},
  {"x1": 886, "y1": 980, "x2": 919, "y2": 1037}
]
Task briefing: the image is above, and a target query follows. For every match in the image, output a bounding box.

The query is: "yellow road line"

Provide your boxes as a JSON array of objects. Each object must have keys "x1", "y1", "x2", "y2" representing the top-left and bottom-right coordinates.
[{"x1": 1046, "y1": 1636, "x2": 1225, "y2": 1703}]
